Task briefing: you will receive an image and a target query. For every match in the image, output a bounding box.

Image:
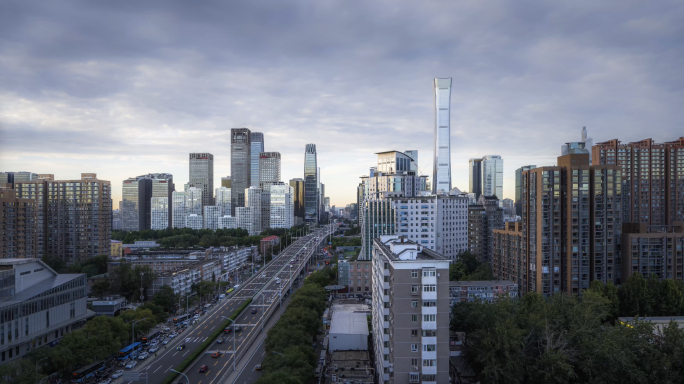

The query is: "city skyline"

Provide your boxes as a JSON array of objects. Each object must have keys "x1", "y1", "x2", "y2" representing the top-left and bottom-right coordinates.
[{"x1": 1, "y1": 1, "x2": 682, "y2": 207}]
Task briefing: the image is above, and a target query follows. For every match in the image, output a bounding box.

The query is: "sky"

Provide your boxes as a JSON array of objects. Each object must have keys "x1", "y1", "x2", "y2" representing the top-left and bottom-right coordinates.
[{"x1": 1, "y1": 0, "x2": 683, "y2": 207}]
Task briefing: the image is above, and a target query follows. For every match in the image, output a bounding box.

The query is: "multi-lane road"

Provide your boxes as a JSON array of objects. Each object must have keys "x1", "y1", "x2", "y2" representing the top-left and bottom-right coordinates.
[{"x1": 124, "y1": 227, "x2": 328, "y2": 384}]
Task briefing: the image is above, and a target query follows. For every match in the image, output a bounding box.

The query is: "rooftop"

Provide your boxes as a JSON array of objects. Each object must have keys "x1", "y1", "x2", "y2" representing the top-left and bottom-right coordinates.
[
  {"x1": 261, "y1": 235, "x2": 279, "y2": 241},
  {"x1": 329, "y1": 312, "x2": 368, "y2": 336},
  {"x1": 1, "y1": 274, "x2": 84, "y2": 308},
  {"x1": 450, "y1": 280, "x2": 517, "y2": 287},
  {"x1": 374, "y1": 236, "x2": 448, "y2": 262}
]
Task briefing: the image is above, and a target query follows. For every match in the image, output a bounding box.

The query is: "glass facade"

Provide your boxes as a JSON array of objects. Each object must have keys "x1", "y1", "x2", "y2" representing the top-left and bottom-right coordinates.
[
  {"x1": 304, "y1": 144, "x2": 318, "y2": 222},
  {"x1": 433, "y1": 78, "x2": 452, "y2": 194},
  {"x1": 250, "y1": 132, "x2": 264, "y2": 188},
  {"x1": 150, "y1": 197, "x2": 168, "y2": 230},
  {"x1": 482, "y1": 155, "x2": 504, "y2": 199},
  {"x1": 230, "y1": 128, "x2": 251, "y2": 216},
  {"x1": 189, "y1": 153, "x2": 214, "y2": 209},
  {"x1": 259, "y1": 152, "x2": 281, "y2": 186}
]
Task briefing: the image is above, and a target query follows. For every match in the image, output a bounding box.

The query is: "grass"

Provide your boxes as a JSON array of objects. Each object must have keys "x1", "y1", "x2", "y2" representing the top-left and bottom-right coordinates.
[{"x1": 159, "y1": 298, "x2": 252, "y2": 384}]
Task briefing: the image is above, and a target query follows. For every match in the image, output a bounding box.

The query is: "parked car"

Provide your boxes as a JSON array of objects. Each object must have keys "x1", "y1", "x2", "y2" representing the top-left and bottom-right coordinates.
[
  {"x1": 149, "y1": 346, "x2": 159, "y2": 353},
  {"x1": 119, "y1": 358, "x2": 130, "y2": 367},
  {"x1": 125, "y1": 361, "x2": 137, "y2": 370},
  {"x1": 112, "y1": 370, "x2": 124, "y2": 379},
  {"x1": 198, "y1": 365, "x2": 209, "y2": 373},
  {"x1": 162, "y1": 339, "x2": 169, "y2": 345},
  {"x1": 138, "y1": 352, "x2": 149, "y2": 360}
]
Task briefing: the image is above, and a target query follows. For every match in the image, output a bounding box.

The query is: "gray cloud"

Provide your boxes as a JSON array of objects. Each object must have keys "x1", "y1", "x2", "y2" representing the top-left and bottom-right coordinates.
[{"x1": 1, "y1": 0, "x2": 683, "y2": 205}]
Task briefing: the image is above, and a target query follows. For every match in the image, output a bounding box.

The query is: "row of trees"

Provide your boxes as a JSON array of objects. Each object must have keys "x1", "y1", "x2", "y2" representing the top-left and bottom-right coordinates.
[
  {"x1": 42, "y1": 254, "x2": 110, "y2": 277},
  {"x1": 255, "y1": 268, "x2": 337, "y2": 384},
  {"x1": 452, "y1": 291, "x2": 684, "y2": 384},
  {"x1": 449, "y1": 251, "x2": 495, "y2": 281},
  {"x1": 331, "y1": 236, "x2": 362, "y2": 249}
]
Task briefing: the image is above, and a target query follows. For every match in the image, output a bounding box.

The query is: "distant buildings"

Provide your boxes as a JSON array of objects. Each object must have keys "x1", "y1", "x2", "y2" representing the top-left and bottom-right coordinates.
[
  {"x1": 372, "y1": 236, "x2": 451, "y2": 384},
  {"x1": 304, "y1": 144, "x2": 318, "y2": 223},
  {"x1": 468, "y1": 195, "x2": 504, "y2": 263},
  {"x1": 469, "y1": 155, "x2": 504, "y2": 201},
  {"x1": 514, "y1": 165, "x2": 536, "y2": 217},
  {"x1": 122, "y1": 173, "x2": 174, "y2": 231},
  {"x1": 15, "y1": 173, "x2": 111, "y2": 263},
  {"x1": 449, "y1": 280, "x2": 518, "y2": 307},
  {"x1": 189, "y1": 153, "x2": 214, "y2": 209},
  {"x1": 269, "y1": 184, "x2": 294, "y2": 228},
  {"x1": 433, "y1": 77, "x2": 452, "y2": 195},
  {"x1": 250, "y1": 132, "x2": 264, "y2": 188},
  {"x1": 468, "y1": 158, "x2": 482, "y2": 200},
  {"x1": 289, "y1": 178, "x2": 305, "y2": 224},
  {"x1": 259, "y1": 152, "x2": 281, "y2": 186},
  {"x1": 231, "y1": 128, "x2": 252, "y2": 216},
  {"x1": 0, "y1": 189, "x2": 37, "y2": 258}
]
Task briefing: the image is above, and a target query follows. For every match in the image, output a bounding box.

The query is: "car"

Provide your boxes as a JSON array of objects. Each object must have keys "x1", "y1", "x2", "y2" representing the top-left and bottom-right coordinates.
[
  {"x1": 119, "y1": 359, "x2": 130, "y2": 367},
  {"x1": 99, "y1": 379, "x2": 112, "y2": 384},
  {"x1": 112, "y1": 370, "x2": 124, "y2": 379},
  {"x1": 168, "y1": 333, "x2": 176, "y2": 339},
  {"x1": 162, "y1": 339, "x2": 169, "y2": 345},
  {"x1": 211, "y1": 351, "x2": 222, "y2": 358},
  {"x1": 224, "y1": 327, "x2": 231, "y2": 333},
  {"x1": 138, "y1": 352, "x2": 149, "y2": 360},
  {"x1": 97, "y1": 368, "x2": 112, "y2": 378},
  {"x1": 255, "y1": 364, "x2": 262, "y2": 371},
  {"x1": 251, "y1": 308, "x2": 257, "y2": 314},
  {"x1": 262, "y1": 273, "x2": 267, "y2": 278},
  {"x1": 125, "y1": 361, "x2": 137, "y2": 370},
  {"x1": 234, "y1": 326, "x2": 242, "y2": 332},
  {"x1": 216, "y1": 337, "x2": 226, "y2": 344},
  {"x1": 198, "y1": 365, "x2": 209, "y2": 373},
  {"x1": 177, "y1": 344, "x2": 186, "y2": 351},
  {"x1": 149, "y1": 346, "x2": 159, "y2": 353}
]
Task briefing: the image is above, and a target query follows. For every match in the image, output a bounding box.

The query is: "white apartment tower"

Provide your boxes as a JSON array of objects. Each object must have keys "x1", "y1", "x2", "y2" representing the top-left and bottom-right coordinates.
[
  {"x1": 270, "y1": 183, "x2": 294, "y2": 228},
  {"x1": 215, "y1": 187, "x2": 232, "y2": 217},
  {"x1": 203, "y1": 206, "x2": 221, "y2": 230},
  {"x1": 481, "y1": 155, "x2": 504, "y2": 199},
  {"x1": 432, "y1": 78, "x2": 452, "y2": 195},
  {"x1": 150, "y1": 197, "x2": 169, "y2": 230}
]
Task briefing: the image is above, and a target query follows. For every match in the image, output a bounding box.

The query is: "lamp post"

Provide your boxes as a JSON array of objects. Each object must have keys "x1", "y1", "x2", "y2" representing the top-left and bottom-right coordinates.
[
  {"x1": 186, "y1": 292, "x2": 197, "y2": 319},
  {"x1": 130, "y1": 318, "x2": 147, "y2": 344},
  {"x1": 221, "y1": 316, "x2": 236, "y2": 372},
  {"x1": 169, "y1": 369, "x2": 190, "y2": 384},
  {"x1": 272, "y1": 351, "x2": 285, "y2": 357}
]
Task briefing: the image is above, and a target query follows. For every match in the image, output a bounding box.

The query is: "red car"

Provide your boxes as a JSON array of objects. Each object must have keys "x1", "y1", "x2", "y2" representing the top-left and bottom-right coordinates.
[
  {"x1": 212, "y1": 352, "x2": 222, "y2": 358},
  {"x1": 199, "y1": 365, "x2": 209, "y2": 373},
  {"x1": 224, "y1": 328, "x2": 231, "y2": 334}
]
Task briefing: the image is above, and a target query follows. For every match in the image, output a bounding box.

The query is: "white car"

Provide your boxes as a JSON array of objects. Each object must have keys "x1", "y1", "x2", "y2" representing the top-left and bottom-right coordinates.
[
  {"x1": 149, "y1": 346, "x2": 159, "y2": 353},
  {"x1": 112, "y1": 370, "x2": 124, "y2": 379},
  {"x1": 99, "y1": 379, "x2": 112, "y2": 384},
  {"x1": 125, "y1": 361, "x2": 137, "y2": 369},
  {"x1": 138, "y1": 352, "x2": 149, "y2": 360},
  {"x1": 162, "y1": 339, "x2": 169, "y2": 345}
]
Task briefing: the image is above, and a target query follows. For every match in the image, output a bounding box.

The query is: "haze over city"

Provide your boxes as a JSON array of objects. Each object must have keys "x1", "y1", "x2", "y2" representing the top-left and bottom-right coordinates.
[{"x1": 1, "y1": 0, "x2": 682, "y2": 205}]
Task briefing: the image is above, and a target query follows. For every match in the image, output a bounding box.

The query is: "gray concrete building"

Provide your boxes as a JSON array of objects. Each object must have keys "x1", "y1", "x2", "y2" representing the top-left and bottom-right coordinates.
[
  {"x1": 189, "y1": 153, "x2": 214, "y2": 209},
  {"x1": 250, "y1": 132, "x2": 264, "y2": 188},
  {"x1": 231, "y1": 128, "x2": 251, "y2": 215},
  {"x1": 259, "y1": 152, "x2": 281, "y2": 186}
]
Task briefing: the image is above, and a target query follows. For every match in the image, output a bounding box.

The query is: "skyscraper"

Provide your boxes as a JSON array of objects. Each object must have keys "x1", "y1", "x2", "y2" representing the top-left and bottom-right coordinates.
[
  {"x1": 468, "y1": 158, "x2": 483, "y2": 199},
  {"x1": 514, "y1": 165, "x2": 536, "y2": 217},
  {"x1": 404, "y1": 150, "x2": 418, "y2": 172},
  {"x1": 582, "y1": 126, "x2": 593, "y2": 163},
  {"x1": 250, "y1": 132, "x2": 264, "y2": 188},
  {"x1": 289, "y1": 178, "x2": 305, "y2": 223},
  {"x1": 270, "y1": 184, "x2": 294, "y2": 228},
  {"x1": 304, "y1": 144, "x2": 318, "y2": 222},
  {"x1": 172, "y1": 191, "x2": 186, "y2": 229},
  {"x1": 189, "y1": 153, "x2": 214, "y2": 209},
  {"x1": 482, "y1": 155, "x2": 504, "y2": 199},
  {"x1": 123, "y1": 173, "x2": 173, "y2": 231},
  {"x1": 259, "y1": 152, "x2": 281, "y2": 186},
  {"x1": 150, "y1": 197, "x2": 169, "y2": 230},
  {"x1": 432, "y1": 77, "x2": 452, "y2": 194},
  {"x1": 231, "y1": 128, "x2": 251, "y2": 216},
  {"x1": 215, "y1": 187, "x2": 231, "y2": 217}
]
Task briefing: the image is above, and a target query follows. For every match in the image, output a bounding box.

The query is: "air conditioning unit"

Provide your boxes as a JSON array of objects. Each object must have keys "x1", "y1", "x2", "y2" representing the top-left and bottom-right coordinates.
[{"x1": 414, "y1": 366, "x2": 419, "y2": 371}]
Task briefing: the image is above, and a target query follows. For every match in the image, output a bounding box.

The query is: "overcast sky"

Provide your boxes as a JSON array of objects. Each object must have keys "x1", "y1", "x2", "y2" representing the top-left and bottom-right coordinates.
[{"x1": 1, "y1": 0, "x2": 682, "y2": 207}]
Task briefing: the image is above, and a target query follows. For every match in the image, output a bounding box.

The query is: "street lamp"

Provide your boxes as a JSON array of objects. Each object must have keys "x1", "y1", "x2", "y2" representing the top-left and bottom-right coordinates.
[
  {"x1": 272, "y1": 351, "x2": 285, "y2": 357},
  {"x1": 221, "y1": 316, "x2": 236, "y2": 372},
  {"x1": 130, "y1": 318, "x2": 147, "y2": 344},
  {"x1": 169, "y1": 369, "x2": 190, "y2": 384}
]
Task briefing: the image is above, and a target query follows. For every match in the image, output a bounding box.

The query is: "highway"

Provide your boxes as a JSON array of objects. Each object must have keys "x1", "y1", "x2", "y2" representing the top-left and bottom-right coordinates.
[{"x1": 123, "y1": 227, "x2": 329, "y2": 384}]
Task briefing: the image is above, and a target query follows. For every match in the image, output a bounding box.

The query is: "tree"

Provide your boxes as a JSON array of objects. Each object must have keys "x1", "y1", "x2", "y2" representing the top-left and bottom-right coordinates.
[
  {"x1": 450, "y1": 261, "x2": 467, "y2": 281},
  {"x1": 120, "y1": 308, "x2": 157, "y2": 341},
  {"x1": 457, "y1": 250, "x2": 482, "y2": 275},
  {"x1": 153, "y1": 285, "x2": 178, "y2": 312},
  {"x1": 41, "y1": 254, "x2": 66, "y2": 273},
  {"x1": 464, "y1": 263, "x2": 495, "y2": 281},
  {"x1": 91, "y1": 278, "x2": 111, "y2": 298},
  {"x1": 618, "y1": 273, "x2": 651, "y2": 316}
]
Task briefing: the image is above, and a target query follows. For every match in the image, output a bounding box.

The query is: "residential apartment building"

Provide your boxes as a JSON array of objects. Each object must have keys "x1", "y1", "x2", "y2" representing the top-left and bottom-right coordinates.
[
  {"x1": 448, "y1": 280, "x2": 518, "y2": 307},
  {"x1": 519, "y1": 153, "x2": 622, "y2": 296},
  {"x1": 338, "y1": 260, "x2": 373, "y2": 295},
  {"x1": 231, "y1": 128, "x2": 251, "y2": 215},
  {"x1": 622, "y1": 222, "x2": 684, "y2": 281},
  {"x1": 270, "y1": 183, "x2": 294, "y2": 228},
  {"x1": 492, "y1": 222, "x2": 525, "y2": 292},
  {"x1": 250, "y1": 132, "x2": 264, "y2": 188},
  {"x1": 372, "y1": 236, "x2": 450, "y2": 384},
  {"x1": 189, "y1": 153, "x2": 214, "y2": 209},
  {"x1": 394, "y1": 193, "x2": 469, "y2": 260},
  {"x1": 0, "y1": 189, "x2": 37, "y2": 258},
  {"x1": 593, "y1": 137, "x2": 684, "y2": 226},
  {"x1": 15, "y1": 174, "x2": 111, "y2": 262},
  {"x1": 514, "y1": 165, "x2": 536, "y2": 217},
  {"x1": 149, "y1": 259, "x2": 221, "y2": 297},
  {"x1": 468, "y1": 195, "x2": 504, "y2": 263},
  {"x1": 0, "y1": 259, "x2": 91, "y2": 365}
]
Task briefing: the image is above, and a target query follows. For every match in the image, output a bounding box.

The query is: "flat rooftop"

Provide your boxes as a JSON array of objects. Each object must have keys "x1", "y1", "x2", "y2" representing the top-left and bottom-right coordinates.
[{"x1": 330, "y1": 312, "x2": 369, "y2": 336}]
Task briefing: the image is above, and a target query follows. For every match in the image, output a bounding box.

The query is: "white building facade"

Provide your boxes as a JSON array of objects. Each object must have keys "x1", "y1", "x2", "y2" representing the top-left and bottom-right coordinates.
[
  {"x1": 215, "y1": 187, "x2": 231, "y2": 217},
  {"x1": 151, "y1": 197, "x2": 169, "y2": 230},
  {"x1": 269, "y1": 184, "x2": 294, "y2": 229},
  {"x1": 203, "y1": 206, "x2": 221, "y2": 230},
  {"x1": 432, "y1": 78, "x2": 452, "y2": 195}
]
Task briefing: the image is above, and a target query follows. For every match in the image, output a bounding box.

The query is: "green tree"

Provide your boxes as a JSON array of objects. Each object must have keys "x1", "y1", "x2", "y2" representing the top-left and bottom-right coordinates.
[
  {"x1": 618, "y1": 273, "x2": 652, "y2": 316},
  {"x1": 457, "y1": 250, "x2": 482, "y2": 274},
  {"x1": 153, "y1": 285, "x2": 178, "y2": 312},
  {"x1": 90, "y1": 278, "x2": 111, "y2": 298},
  {"x1": 449, "y1": 261, "x2": 467, "y2": 281}
]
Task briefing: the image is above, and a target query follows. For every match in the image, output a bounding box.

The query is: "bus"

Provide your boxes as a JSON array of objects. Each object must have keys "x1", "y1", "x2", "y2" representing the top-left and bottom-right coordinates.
[
  {"x1": 118, "y1": 342, "x2": 142, "y2": 360},
  {"x1": 71, "y1": 361, "x2": 106, "y2": 383},
  {"x1": 141, "y1": 331, "x2": 160, "y2": 345},
  {"x1": 173, "y1": 314, "x2": 190, "y2": 324}
]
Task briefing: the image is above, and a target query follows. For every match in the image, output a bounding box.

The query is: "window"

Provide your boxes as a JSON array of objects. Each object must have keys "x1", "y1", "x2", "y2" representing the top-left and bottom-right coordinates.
[
  {"x1": 422, "y1": 330, "x2": 436, "y2": 337},
  {"x1": 411, "y1": 300, "x2": 418, "y2": 307},
  {"x1": 411, "y1": 358, "x2": 419, "y2": 366},
  {"x1": 423, "y1": 269, "x2": 436, "y2": 277},
  {"x1": 423, "y1": 359, "x2": 436, "y2": 367},
  {"x1": 409, "y1": 372, "x2": 420, "y2": 383},
  {"x1": 423, "y1": 314, "x2": 436, "y2": 322},
  {"x1": 423, "y1": 285, "x2": 436, "y2": 292},
  {"x1": 422, "y1": 374, "x2": 437, "y2": 381},
  {"x1": 411, "y1": 270, "x2": 418, "y2": 278},
  {"x1": 411, "y1": 315, "x2": 418, "y2": 322},
  {"x1": 423, "y1": 344, "x2": 436, "y2": 352},
  {"x1": 411, "y1": 286, "x2": 419, "y2": 294},
  {"x1": 422, "y1": 300, "x2": 436, "y2": 307},
  {"x1": 410, "y1": 344, "x2": 418, "y2": 352},
  {"x1": 411, "y1": 329, "x2": 418, "y2": 337}
]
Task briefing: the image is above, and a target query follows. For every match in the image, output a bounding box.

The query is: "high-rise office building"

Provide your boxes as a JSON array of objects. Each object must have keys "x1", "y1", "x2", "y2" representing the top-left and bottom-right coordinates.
[
  {"x1": 203, "y1": 206, "x2": 221, "y2": 230},
  {"x1": 236, "y1": 207, "x2": 253, "y2": 234},
  {"x1": 186, "y1": 187, "x2": 202, "y2": 216},
  {"x1": 0, "y1": 172, "x2": 38, "y2": 188},
  {"x1": 122, "y1": 177, "x2": 150, "y2": 231},
  {"x1": 304, "y1": 144, "x2": 318, "y2": 222},
  {"x1": 242, "y1": 187, "x2": 267, "y2": 235},
  {"x1": 215, "y1": 187, "x2": 231, "y2": 217},
  {"x1": 150, "y1": 197, "x2": 169, "y2": 230},
  {"x1": 468, "y1": 158, "x2": 483, "y2": 199},
  {"x1": 231, "y1": 128, "x2": 251, "y2": 215},
  {"x1": 433, "y1": 77, "x2": 452, "y2": 195},
  {"x1": 289, "y1": 178, "x2": 305, "y2": 223},
  {"x1": 372, "y1": 235, "x2": 451, "y2": 384},
  {"x1": 189, "y1": 153, "x2": 214, "y2": 209},
  {"x1": 270, "y1": 184, "x2": 294, "y2": 229},
  {"x1": 582, "y1": 126, "x2": 593, "y2": 163},
  {"x1": 482, "y1": 155, "x2": 504, "y2": 199},
  {"x1": 0, "y1": 189, "x2": 38, "y2": 258},
  {"x1": 468, "y1": 195, "x2": 504, "y2": 263},
  {"x1": 250, "y1": 132, "x2": 264, "y2": 188},
  {"x1": 508, "y1": 153, "x2": 622, "y2": 296},
  {"x1": 360, "y1": 197, "x2": 396, "y2": 260},
  {"x1": 593, "y1": 137, "x2": 684, "y2": 226},
  {"x1": 514, "y1": 165, "x2": 536, "y2": 217},
  {"x1": 151, "y1": 174, "x2": 174, "y2": 228},
  {"x1": 218, "y1": 215, "x2": 237, "y2": 229},
  {"x1": 172, "y1": 191, "x2": 186, "y2": 229},
  {"x1": 15, "y1": 174, "x2": 112, "y2": 263},
  {"x1": 170, "y1": 188, "x2": 202, "y2": 229},
  {"x1": 404, "y1": 150, "x2": 419, "y2": 172},
  {"x1": 259, "y1": 152, "x2": 281, "y2": 186}
]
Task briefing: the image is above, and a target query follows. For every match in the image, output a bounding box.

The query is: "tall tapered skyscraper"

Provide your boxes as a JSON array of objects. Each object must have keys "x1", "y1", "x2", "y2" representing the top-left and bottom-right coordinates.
[
  {"x1": 231, "y1": 128, "x2": 251, "y2": 215},
  {"x1": 304, "y1": 144, "x2": 318, "y2": 222},
  {"x1": 433, "y1": 78, "x2": 452, "y2": 194},
  {"x1": 250, "y1": 132, "x2": 264, "y2": 188}
]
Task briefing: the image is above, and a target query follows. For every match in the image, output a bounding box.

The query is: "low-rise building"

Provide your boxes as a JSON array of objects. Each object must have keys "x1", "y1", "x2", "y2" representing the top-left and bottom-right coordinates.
[
  {"x1": 260, "y1": 235, "x2": 280, "y2": 255},
  {"x1": 325, "y1": 350, "x2": 374, "y2": 384},
  {"x1": 111, "y1": 240, "x2": 123, "y2": 258},
  {"x1": 121, "y1": 240, "x2": 160, "y2": 251},
  {"x1": 91, "y1": 297, "x2": 126, "y2": 317},
  {"x1": 0, "y1": 259, "x2": 93, "y2": 365},
  {"x1": 329, "y1": 312, "x2": 368, "y2": 352},
  {"x1": 338, "y1": 260, "x2": 372, "y2": 296},
  {"x1": 449, "y1": 280, "x2": 518, "y2": 307}
]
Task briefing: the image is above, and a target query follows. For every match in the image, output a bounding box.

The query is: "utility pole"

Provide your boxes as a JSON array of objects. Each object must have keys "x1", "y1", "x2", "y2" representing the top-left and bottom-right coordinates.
[
  {"x1": 140, "y1": 272, "x2": 145, "y2": 305},
  {"x1": 131, "y1": 318, "x2": 146, "y2": 344}
]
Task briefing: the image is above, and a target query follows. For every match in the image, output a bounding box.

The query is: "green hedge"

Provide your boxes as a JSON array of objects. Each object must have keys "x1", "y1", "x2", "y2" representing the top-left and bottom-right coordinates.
[{"x1": 160, "y1": 298, "x2": 252, "y2": 384}]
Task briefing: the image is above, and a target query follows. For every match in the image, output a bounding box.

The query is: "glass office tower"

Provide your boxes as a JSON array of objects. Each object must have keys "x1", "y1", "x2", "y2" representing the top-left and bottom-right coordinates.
[
  {"x1": 231, "y1": 128, "x2": 251, "y2": 215},
  {"x1": 304, "y1": 144, "x2": 318, "y2": 222},
  {"x1": 250, "y1": 132, "x2": 264, "y2": 188},
  {"x1": 433, "y1": 77, "x2": 452, "y2": 194}
]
